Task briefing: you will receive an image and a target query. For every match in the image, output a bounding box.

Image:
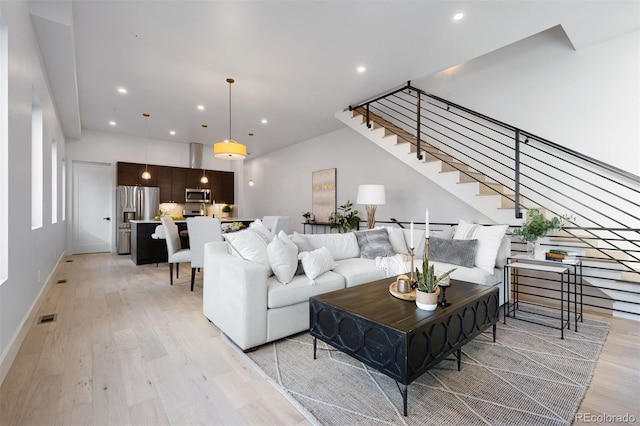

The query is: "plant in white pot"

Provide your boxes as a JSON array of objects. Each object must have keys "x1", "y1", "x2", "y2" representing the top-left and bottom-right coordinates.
[
  {"x1": 414, "y1": 240, "x2": 456, "y2": 311},
  {"x1": 513, "y1": 208, "x2": 574, "y2": 258}
]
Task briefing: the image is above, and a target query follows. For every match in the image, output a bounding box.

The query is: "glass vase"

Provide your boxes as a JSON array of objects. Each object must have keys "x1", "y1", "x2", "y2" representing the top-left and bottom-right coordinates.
[{"x1": 527, "y1": 241, "x2": 539, "y2": 259}]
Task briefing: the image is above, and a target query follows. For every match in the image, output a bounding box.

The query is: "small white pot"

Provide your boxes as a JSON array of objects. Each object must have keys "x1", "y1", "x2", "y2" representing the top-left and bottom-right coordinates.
[{"x1": 415, "y1": 287, "x2": 440, "y2": 311}]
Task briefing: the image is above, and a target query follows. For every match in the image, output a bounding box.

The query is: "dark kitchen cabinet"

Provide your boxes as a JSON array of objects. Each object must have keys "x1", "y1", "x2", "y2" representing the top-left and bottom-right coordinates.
[
  {"x1": 220, "y1": 172, "x2": 235, "y2": 204},
  {"x1": 119, "y1": 162, "x2": 233, "y2": 205},
  {"x1": 158, "y1": 166, "x2": 186, "y2": 203},
  {"x1": 117, "y1": 162, "x2": 158, "y2": 187},
  {"x1": 186, "y1": 169, "x2": 211, "y2": 190}
]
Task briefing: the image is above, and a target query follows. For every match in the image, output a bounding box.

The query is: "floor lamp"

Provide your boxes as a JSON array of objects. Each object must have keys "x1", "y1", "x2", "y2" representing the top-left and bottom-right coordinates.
[{"x1": 356, "y1": 185, "x2": 386, "y2": 229}]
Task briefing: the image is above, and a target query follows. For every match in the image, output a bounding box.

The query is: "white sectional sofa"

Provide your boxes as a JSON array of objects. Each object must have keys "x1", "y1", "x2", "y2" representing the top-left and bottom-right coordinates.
[{"x1": 203, "y1": 221, "x2": 510, "y2": 351}]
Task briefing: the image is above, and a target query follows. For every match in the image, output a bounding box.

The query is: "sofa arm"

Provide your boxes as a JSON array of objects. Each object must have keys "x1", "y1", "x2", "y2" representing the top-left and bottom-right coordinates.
[{"x1": 203, "y1": 242, "x2": 270, "y2": 350}]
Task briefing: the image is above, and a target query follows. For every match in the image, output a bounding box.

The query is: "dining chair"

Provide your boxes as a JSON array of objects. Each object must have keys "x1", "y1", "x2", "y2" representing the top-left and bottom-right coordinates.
[
  {"x1": 271, "y1": 216, "x2": 290, "y2": 235},
  {"x1": 161, "y1": 216, "x2": 191, "y2": 286},
  {"x1": 186, "y1": 217, "x2": 222, "y2": 291},
  {"x1": 262, "y1": 216, "x2": 290, "y2": 235}
]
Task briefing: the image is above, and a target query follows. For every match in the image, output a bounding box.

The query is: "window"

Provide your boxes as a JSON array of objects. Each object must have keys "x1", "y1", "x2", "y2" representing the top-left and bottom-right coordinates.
[
  {"x1": 51, "y1": 135, "x2": 57, "y2": 223},
  {"x1": 31, "y1": 88, "x2": 43, "y2": 229},
  {"x1": 0, "y1": 18, "x2": 7, "y2": 282}
]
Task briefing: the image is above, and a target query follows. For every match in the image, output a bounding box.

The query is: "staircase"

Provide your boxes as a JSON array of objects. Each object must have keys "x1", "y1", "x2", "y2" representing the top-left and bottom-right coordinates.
[{"x1": 335, "y1": 82, "x2": 640, "y2": 319}]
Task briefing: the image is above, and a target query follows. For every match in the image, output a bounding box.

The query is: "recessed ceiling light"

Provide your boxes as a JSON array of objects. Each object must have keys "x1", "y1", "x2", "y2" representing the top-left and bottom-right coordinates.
[
  {"x1": 169, "y1": 130, "x2": 176, "y2": 135},
  {"x1": 261, "y1": 119, "x2": 268, "y2": 124},
  {"x1": 117, "y1": 87, "x2": 127, "y2": 94},
  {"x1": 453, "y1": 12, "x2": 464, "y2": 21},
  {"x1": 357, "y1": 66, "x2": 366, "y2": 73},
  {"x1": 109, "y1": 121, "x2": 117, "y2": 126},
  {"x1": 197, "y1": 105, "x2": 205, "y2": 111}
]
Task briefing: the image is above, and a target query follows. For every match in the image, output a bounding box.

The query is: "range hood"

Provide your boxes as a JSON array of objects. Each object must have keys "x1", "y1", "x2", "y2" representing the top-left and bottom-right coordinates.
[{"x1": 189, "y1": 142, "x2": 204, "y2": 169}]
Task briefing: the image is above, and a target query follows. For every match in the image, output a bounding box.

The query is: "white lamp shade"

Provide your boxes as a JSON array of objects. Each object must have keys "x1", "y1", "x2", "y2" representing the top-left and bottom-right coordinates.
[{"x1": 356, "y1": 185, "x2": 386, "y2": 205}]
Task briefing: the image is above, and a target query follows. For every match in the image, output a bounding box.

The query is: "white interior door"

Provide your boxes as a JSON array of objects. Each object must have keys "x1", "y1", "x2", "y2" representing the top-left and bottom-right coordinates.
[{"x1": 72, "y1": 161, "x2": 112, "y2": 253}]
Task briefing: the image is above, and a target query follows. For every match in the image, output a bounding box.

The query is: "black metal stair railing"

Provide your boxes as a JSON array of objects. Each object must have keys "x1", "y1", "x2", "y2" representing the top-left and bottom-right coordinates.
[{"x1": 348, "y1": 82, "x2": 640, "y2": 317}]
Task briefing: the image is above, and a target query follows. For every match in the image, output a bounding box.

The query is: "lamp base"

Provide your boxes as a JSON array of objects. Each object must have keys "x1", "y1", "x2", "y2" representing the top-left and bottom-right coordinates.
[{"x1": 365, "y1": 204, "x2": 377, "y2": 229}]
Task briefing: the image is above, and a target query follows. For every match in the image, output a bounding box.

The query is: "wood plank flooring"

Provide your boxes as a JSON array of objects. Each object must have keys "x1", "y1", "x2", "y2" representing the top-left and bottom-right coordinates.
[{"x1": 1, "y1": 252, "x2": 638, "y2": 425}]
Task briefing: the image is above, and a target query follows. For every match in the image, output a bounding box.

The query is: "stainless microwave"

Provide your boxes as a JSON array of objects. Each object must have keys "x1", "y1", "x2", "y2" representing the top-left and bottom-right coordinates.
[{"x1": 185, "y1": 188, "x2": 212, "y2": 203}]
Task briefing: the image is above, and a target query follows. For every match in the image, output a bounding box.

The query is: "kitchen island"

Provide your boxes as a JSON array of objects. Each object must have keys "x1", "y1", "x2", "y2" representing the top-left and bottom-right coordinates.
[{"x1": 129, "y1": 218, "x2": 255, "y2": 265}]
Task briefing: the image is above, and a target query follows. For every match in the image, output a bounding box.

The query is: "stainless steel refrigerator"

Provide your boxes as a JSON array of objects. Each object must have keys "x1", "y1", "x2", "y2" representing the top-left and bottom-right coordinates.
[{"x1": 116, "y1": 186, "x2": 160, "y2": 254}]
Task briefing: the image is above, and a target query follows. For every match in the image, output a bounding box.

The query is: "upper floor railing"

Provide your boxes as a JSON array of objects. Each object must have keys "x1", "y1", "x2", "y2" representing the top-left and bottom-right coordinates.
[{"x1": 349, "y1": 82, "x2": 640, "y2": 316}]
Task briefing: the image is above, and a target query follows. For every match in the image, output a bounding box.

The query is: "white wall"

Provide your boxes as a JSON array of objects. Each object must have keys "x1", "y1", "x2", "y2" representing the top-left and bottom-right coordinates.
[
  {"x1": 415, "y1": 26, "x2": 640, "y2": 176},
  {"x1": 0, "y1": 1, "x2": 67, "y2": 382},
  {"x1": 242, "y1": 127, "x2": 491, "y2": 233}
]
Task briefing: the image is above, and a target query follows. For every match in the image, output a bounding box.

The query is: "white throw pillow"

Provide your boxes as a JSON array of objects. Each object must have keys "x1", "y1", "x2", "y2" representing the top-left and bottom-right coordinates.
[
  {"x1": 454, "y1": 220, "x2": 509, "y2": 274},
  {"x1": 305, "y1": 233, "x2": 360, "y2": 261},
  {"x1": 267, "y1": 231, "x2": 298, "y2": 284},
  {"x1": 224, "y1": 219, "x2": 274, "y2": 274},
  {"x1": 298, "y1": 246, "x2": 336, "y2": 282},
  {"x1": 385, "y1": 226, "x2": 409, "y2": 255}
]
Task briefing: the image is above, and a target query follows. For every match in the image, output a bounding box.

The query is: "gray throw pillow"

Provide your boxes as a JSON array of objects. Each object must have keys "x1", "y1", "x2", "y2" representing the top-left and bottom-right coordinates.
[
  {"x1": 429, "y1": 237, "x2": 478, "y2": 268},
  {"x1": 353, "y1": 229, "x2": 395, "y2": 259}
]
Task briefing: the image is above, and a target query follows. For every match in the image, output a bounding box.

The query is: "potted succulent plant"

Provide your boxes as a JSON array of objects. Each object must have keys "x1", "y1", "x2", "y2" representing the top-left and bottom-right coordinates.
[
  {"x1": 513, "y1": 208, "x2": 573, "y2": 258},
  {"x1": 414, "y1": 241, "x2": 456, "y2": 311}
]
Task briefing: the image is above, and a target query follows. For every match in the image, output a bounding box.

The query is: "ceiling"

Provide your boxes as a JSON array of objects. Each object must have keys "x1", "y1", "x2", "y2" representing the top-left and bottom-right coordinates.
[{"x1": 29, "y1": 1, "x2": 640, "y2": 158}]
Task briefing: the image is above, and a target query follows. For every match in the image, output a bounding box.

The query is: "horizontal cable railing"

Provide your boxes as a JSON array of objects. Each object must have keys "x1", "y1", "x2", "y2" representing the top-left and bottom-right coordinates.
[{"x1": 349, "y1": 82, "x2": 640, "y2": 318}]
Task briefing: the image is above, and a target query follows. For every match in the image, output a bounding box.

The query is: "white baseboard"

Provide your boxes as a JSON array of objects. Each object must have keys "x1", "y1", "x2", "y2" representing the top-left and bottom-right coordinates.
[{"x1": 0, "y1": 252, "x2": 66, "y2": 385}]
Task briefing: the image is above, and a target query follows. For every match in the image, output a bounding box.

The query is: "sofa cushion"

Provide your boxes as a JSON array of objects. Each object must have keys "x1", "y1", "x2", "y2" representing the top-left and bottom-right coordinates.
[
  {"x1": 402, "y1": 228, "x2": 426, "y2": 257},
  {"x1": 299, "y1": 247, "x2": 337, "y2": 281},
  {"x1": 333, "y1": 257, "x2": 387, "y2": 287},
  {"x1": 414, "y1": 258, "x2": 502, "y2": 286},
  {"x1": 429, "y1": 237, "x2": 478, "y2": 268},
  {"x1": 267, "y1": 231, "x2": 298, "y2": 284},
  {"x1": 267, "y1": 271, "x2": 345, "y2": 309},
  {"x1": 291, "y1": 231, "x2": 314, "y2": 252},
  {"x1": 224, "y1": 221, "x2": 274, "y2": 274},
  {"x1": 384, "y1": 226, "x2": 409, "y2": 254},
  {"x1": 305, "y1": 232, "x2": 360, "y2": 261},
  {"x1": 353, "y1": 228, "x2": 395, "y2": 259},
  {"x1": 454, "y1": 220, "x2": 509, "y2": 274}
]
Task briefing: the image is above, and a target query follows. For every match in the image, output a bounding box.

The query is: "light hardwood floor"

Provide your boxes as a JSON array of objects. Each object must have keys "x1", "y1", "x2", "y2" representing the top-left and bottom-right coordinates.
[{"x1": 1, "y1": 252, "x2": 638, "y2": 425}]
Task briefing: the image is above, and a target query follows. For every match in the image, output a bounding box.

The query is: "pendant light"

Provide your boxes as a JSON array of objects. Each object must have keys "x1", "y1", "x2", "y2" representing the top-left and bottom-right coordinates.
[
  {"x1": 200, "y1": 124, "x2": 209, "y2": 184},
  {"x1": 141, "y1": 113, "x2": 151, "y2": 180},
  {"x1": 214, "y1": 78, "x2": 247, "y2": 160}
]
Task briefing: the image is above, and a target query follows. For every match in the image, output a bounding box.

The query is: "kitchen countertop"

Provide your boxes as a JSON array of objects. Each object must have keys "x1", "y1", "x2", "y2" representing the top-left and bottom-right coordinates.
[{"x1": 130, "y1": 218, "x2": 255, "y2": 224}]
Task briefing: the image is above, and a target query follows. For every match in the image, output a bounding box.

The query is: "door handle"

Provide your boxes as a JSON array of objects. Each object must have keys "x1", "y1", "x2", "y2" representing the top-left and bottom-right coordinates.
[{"x1": 103, "y1": 217, "x2": 111, "y2": 221}]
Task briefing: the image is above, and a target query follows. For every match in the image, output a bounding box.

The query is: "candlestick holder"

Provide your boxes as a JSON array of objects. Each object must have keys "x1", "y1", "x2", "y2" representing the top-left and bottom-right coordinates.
[
  {"x1": 438, "y1": 282, "x2": 451, "y2": 307},
  {"x1": 409, "y1": 247, "x2": 416, "y2": 285}
]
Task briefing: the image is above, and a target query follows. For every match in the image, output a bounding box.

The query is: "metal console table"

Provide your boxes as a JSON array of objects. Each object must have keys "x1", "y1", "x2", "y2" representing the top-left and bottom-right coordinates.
[{"x1": 504, "y1": 256, "x2": 583, "y2": 339}]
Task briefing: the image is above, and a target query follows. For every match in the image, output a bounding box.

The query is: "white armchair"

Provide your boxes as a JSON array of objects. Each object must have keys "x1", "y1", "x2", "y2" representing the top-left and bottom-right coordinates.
[{"x1": 186, "y1": 217, "x2": 222, "y2": 291}]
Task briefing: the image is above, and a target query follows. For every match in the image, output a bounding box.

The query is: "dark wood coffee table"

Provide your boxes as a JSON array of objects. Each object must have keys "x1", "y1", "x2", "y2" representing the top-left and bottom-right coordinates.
[{"x1": 309, "y1": 278, "x2": 499, "y2": 416}]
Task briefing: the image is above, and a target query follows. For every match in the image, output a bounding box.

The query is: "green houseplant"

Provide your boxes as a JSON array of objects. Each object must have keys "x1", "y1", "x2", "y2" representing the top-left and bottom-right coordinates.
[
  {"x1": 513, "y1": 208, "x2": 573, "y2": 257},
  {"x1": 221, "y1": 204, "x2": 232, "y2": 218},
  {"x1": 302, "y1": 211, "x2": 312, "y2": 223},
  {"x1": 414, "y1": 240, "x2": 456, "y2": 310},
  {"x1": 328, "y1": 201, "x2": 360, "y2": 233}
]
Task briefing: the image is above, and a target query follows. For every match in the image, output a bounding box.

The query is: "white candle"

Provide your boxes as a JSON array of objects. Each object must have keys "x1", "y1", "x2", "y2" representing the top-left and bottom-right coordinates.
[
  {"x1": 410, "y1": 221, "x2": 414, "y2": 249},
  {"x1": 425, "y1": 208, "x2": 429, "y2": 238}
]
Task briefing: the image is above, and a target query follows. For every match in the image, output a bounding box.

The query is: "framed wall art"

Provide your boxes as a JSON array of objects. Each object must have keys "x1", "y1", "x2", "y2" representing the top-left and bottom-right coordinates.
[{"x1": 312, "y1": 168, "x2": 336, "y2": 223}]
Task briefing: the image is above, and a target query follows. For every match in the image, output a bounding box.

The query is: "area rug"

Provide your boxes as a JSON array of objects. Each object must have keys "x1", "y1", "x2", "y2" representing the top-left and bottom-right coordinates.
[{"x1": 239, "y1": 307, "x2": 609, "y2": 426}]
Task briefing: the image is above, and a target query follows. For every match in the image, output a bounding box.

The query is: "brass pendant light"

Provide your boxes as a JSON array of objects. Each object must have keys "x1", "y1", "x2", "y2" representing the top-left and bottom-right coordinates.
[
  {"x1": 213, "y1": 78, "x2": 247, "y2": 160},
  {"x1": 200, "y1": 124, "x2": 209, "y2": 183},
  {"x1": 141, "y1": 113, "x2": 151, "y2": 180}
]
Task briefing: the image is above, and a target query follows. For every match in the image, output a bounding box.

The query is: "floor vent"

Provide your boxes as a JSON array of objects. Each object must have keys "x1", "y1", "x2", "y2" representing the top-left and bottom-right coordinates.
[
  {"x1": 37, "y1": 314, "x2": 57, "y2": 324},
  {"x1": 66, "y1": 259, "x2": 73, "y2": 263},
  {"x1": 56, "y1": 279, "x2": 67, "y2": 284}
]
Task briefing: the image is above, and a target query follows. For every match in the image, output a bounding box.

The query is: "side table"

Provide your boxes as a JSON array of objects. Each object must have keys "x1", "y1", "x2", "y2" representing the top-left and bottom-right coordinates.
[{"x1": 504, "y1": 260, "x2": 572, "y2": 339}]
